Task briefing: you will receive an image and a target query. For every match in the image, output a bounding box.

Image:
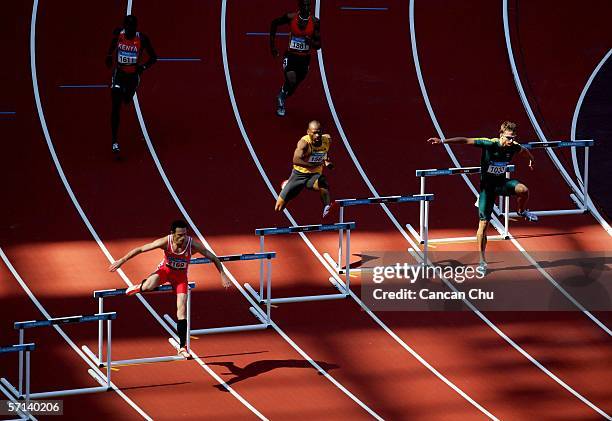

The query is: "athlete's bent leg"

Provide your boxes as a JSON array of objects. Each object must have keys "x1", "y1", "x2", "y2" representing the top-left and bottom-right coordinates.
[
  {"x1": 141, "y1": 273, "x2": 162, "y2": 291},
  {"x1": 515, "y1": 183, "x2": 529, "y2": 213}
]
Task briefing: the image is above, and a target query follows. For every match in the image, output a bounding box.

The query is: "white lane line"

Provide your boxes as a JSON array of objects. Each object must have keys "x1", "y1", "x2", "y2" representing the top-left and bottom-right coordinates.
[
  {"x1": 29, "y1": 0, "x2": 266, "y2": 418},
  {"x1": 409, "y1": 1, "x2": 611, "y2": 418},
  {"x1": 502, "y1": 0, "x2": 611, "y2": 236},
  {"x1": 570, "y1": 49, "x2": 612, "y2": 191},
  {"x1": 0, "y1": 247, "x2": 151, "y2": 420}
]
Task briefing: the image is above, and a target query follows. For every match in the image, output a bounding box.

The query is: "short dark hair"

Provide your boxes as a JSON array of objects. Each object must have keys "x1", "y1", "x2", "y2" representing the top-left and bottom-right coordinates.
[
  {"x1": 170, "y1": 219, "x2": 188, "y2": 233},
  {"x1": 500, "y1": 121, "x2": 517, "y2": 133}
]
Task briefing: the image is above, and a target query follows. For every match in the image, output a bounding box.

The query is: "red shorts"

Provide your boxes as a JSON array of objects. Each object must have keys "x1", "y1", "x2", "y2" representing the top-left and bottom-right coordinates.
[{"x1": 153, "y1": 265, "x2": 189, "y2": 295}]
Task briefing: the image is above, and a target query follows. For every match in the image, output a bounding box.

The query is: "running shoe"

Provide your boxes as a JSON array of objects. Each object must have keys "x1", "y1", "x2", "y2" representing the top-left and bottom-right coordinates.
[
  {"x1": 322, "y1": 203, "x2": 335, "y2": 218},
  {"x1": 517, "y1": 209, "x2": 538, "y2": 222},
  {"x1": 477, "y1": 260, "x2": 488, "y2": 274},
  {"x1": 178, "y1": 347, "x2": 190, "y2": 359},
  {"x1": 112, "y1": 142, "x2": 120, "y2": 154},
  {"x1": 125, "y1": 283, "x2": 141, "y2": 296}
]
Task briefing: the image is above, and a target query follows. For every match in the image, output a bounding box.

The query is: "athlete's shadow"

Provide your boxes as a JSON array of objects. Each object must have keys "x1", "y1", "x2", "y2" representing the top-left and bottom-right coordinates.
[{"x1": 210, "y1": 359, "x2": 340, "y2": 391}]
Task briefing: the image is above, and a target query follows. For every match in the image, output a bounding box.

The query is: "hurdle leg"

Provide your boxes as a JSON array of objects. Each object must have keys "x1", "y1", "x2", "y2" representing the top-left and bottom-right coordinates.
[
  {"x1": 18, "y1": 328, "x2": 23, "y2": 396},
  {"x1": 504, "y1": 195, "x2": 510, "y2": 238},
  {"x1": 259, "y1": 235, "x2": 265, "y2": 299},
  {"x1": 186, "y1": 288, "x2": 191, "y2": 351},
  {"x1": 423, "y1": 200, "x2": 429, "y2": 266},
  {"x1": 345, "y1": 229, "x2": 351, "y2": 293},
  {"x1": 419, "y1": 176, "x2": 425, "y2": 239},
  {"x1": 106, "y1": 320, "x2": 112, "y2": 387},
  {"x1": 583, "y1": 146, "x2": 589, "y2": 210},
  {"x1": 25, "y1": 349, "x2": 30, "y2": 403},
  {"x1": 266, "y1": 258, "x2": 272, "y2": 322},
  {"x1": 98, "y1": 297, "x2": 104, "y2": 362},
  {"x1": 337, "y1": 206, "x2": 344, "y2": 270}
]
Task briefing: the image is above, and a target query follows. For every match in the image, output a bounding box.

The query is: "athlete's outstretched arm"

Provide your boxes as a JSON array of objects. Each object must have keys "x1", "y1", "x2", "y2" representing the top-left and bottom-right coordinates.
[
  {"x1": 191, "y1": 240, "x2": 231, "y2": 289},
  {"x1": 518, "y1": 145, "x2": 535, "y2": 170},
  {"x1": 428, "y1": 137, "x2": 476, "y2": 145},
  {"x1": 105, "y1": 28, "x2": 120, "y2": 68},
  {"x1": 292, "y1": 139, "x2": 316, "y2": 167},
  {"x1": 139, "y1": 34, "x2": 158, "y2": 73},
  {"x1": 269, "y1": 13, "x2": 293, "y2": 57},
  {"x1": 109, "y1": 237, "x2": 166, "y2": 272}
]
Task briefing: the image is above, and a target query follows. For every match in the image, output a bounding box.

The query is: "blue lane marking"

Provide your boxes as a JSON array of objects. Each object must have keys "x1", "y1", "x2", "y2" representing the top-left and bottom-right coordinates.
[
  {"x1": 59, "y1": 84, "x2": 108, "y2": 89},
  {"x1": 0, "y1": 111, "x2": 16, "y2": 115},
  {"x1": 340, "y1": 6, "x2": 388, "y2": 11},
  {"x1": 158, "y1": 57, "x2": 202, "y2": 62},
  {"x1": 246, "y1": 32, "x2": 289, "y2": 36}
]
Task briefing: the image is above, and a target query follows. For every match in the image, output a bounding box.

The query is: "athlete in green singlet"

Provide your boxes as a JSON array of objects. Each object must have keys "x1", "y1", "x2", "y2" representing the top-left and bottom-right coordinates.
[{"x1": 428, "y1": 121, "x2": 537, "y2": 270}]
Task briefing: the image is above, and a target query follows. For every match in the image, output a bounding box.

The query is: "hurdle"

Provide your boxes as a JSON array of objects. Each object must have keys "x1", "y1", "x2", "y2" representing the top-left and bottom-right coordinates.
[
  {"x1": 325, "y1": 194, "x2": 434, "y2": 272},
  {"x1": 406, "y1": 166, "x2": 515, "y2": 244},
  {"x1": 1, "y1": 313, "x2": 115, "y2": 400},
  {"x1": 508, "y1": 140, "x2": 593, "y2": 217},
  {"x1": 245, "y1": 222, "x2": 355, "y2": 303},
  {"x1": 82, "y1": 283, "x2": 194, "y2": 368},
  {"x1": 163, "y1": 252, "x2": 275, "y2": 335},
  {"x1": 0, "y1": 344, "x2": 36, "y2": 412}
]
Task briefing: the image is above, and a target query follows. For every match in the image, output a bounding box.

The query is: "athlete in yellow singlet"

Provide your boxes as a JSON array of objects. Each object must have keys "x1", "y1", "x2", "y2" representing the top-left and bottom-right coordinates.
[{"x1": 275, "y1": 120, "x2": 335, "y2": 217}]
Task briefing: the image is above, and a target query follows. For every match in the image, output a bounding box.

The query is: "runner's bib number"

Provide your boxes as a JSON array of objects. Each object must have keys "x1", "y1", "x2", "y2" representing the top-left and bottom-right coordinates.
[
  {"x1": 308, "y1": 151, "x2": 327, "y2": 163},
  {"x1": 118, "y1": 49, "x2": 138, "y2": 65},
  {"x1": 486, "y1": 161, "x2": 508, "y2": 175},
  {"x1": 289, "y1": 36, "x2": 309, "y2": 52},
  {"x1": 167, "y1": 257, "x2": 187, "y2": 270}
]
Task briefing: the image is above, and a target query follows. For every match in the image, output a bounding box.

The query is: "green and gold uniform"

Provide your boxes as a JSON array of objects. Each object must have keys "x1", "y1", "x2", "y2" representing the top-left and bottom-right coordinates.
[{"x1": 473, "y1": 138, "x2": 522, "y2": 221}]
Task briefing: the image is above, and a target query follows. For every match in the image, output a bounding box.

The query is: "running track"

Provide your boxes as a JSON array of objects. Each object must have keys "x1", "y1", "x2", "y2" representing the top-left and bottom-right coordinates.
[{"x1": 1, "y1": 1, "x2": 610, "y2": 419}]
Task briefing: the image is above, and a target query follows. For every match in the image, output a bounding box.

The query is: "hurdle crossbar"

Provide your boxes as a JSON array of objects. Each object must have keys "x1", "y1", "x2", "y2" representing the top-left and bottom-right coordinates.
[
  {"x1": 1, "y1": 313, "x2": 115, "y2": 401},
  {"x1": 334, "y1": 194, "x2": 434, "y2": 272},
  {"x1": 507, "y1": 140, "x2": 593, "y2": 217},
  {"x1": 245, "y1": 222, "x2": 355, "y2": 304},
  {"x1": 163, "y1": 252, "x2": 275, "y2": 335},
  {"x1": 82, "y1": 283, "x2": 194, "y2": 368},
  {"x1": 407, "y1": 166, "x2": 515, "y2": 244}
]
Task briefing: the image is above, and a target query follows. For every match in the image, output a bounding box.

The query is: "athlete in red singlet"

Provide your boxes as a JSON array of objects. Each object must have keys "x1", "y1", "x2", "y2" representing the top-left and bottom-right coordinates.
[
  {"x1": 106, "y1": 15, "x2": 157, "y2": 154},
  {"x1": 109, "y1": 220, "x2": 231, "y2": 358},
  {"x1": 270, "y1": 0, "x2": 321, "y2": 116}
]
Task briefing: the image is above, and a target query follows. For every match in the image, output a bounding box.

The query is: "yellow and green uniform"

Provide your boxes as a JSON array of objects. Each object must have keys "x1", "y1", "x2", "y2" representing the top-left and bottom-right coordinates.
[
  {"x1": 473, "y1": 138, "x2": 522, "y2": 221},
  {"x1": 293, "y1": 134, "x2": 331, "y2": 174}
]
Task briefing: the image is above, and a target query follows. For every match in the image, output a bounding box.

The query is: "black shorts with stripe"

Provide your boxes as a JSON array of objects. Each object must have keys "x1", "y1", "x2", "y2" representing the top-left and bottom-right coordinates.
[{"x1": 111, "y1": 67, "x2": 140, "y2": 103}]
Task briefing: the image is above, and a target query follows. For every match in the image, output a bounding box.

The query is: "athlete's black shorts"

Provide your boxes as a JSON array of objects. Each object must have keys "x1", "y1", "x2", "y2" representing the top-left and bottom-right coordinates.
[
  {"x1": 111, "y1": 67, "x2": 140, "y2": 103},
  {"x1": 283, "y1": 52, "x2": 311, "y2": 82},
  {"x1": 279, "y1": 170, "x2": 326, "y2": 202}
]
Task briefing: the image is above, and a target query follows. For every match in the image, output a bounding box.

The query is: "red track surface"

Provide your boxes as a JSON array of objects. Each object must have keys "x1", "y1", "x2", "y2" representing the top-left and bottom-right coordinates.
[{"x1": 1, "y1": 1, "x2": 610, "y2": 419}]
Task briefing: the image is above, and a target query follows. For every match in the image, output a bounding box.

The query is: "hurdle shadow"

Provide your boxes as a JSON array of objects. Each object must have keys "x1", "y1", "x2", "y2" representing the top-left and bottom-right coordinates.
[{"x1": 209, "y1": 359, "x2": 340, "y2": 391}]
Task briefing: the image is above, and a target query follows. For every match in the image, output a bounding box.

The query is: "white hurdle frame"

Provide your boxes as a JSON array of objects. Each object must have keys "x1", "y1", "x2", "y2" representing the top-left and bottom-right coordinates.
[
  {"x1": 244, "y1": 222, "x2": 356, "y2": 304},
  {"x1": 406, "y1": 166, "x2": 514, "y2": 244},
  {"x1": 332, "y1": 194, "x2": 434, "y2": 272},
  {"x1": 82, "y1": 284, "x2": 194, "y2": 368},
  {"x1": 507, "y1": 140, "x2": 593, "y2": 217},
  {"x1": 0, "y1": 343, "x2": 35, "y2": 409},
  {"x1": 163, "y1": 252, "x2": 275, "y2": 335},
  {"x1": 1, "y1": 313, "x2": 115, "y2": 400}
]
